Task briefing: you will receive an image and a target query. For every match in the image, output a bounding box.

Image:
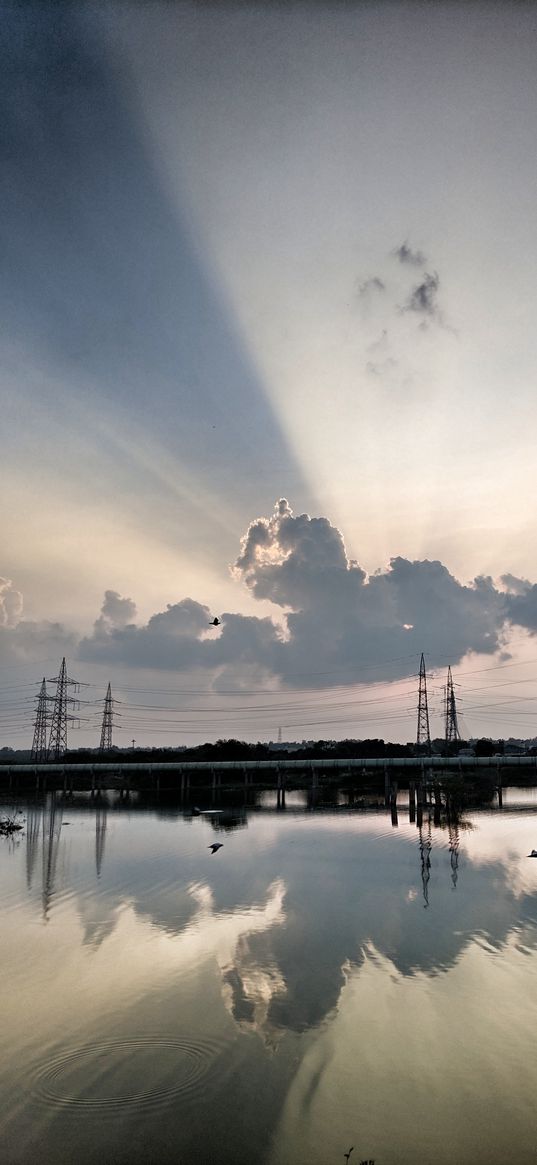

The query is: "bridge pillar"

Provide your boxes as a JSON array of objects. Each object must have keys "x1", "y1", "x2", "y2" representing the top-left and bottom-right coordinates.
[
  {"x1": 408, "y1": 780, "x2": 416, "y2": 823},
  {"x1": 384, "y1": 764, "x2": 390, "y2": 806},
  {"x1": 434, "y1": 782, "x2": 442, "y2": 826}
]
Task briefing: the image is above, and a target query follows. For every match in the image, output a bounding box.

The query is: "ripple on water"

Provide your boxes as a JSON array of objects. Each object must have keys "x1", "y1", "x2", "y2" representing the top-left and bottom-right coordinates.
[{"x1": 32, "y1": 1035, "x2": 226, "y2": 1114}]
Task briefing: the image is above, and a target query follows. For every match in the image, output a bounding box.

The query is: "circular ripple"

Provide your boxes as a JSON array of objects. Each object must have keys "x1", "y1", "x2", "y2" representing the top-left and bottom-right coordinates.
[{"x1": 33, "y1": 1035, "x2": 224, "y2": 1112}]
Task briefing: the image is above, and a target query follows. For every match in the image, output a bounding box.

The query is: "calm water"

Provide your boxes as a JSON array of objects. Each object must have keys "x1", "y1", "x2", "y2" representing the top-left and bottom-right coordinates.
[{"x1": 2, "y1": 789, "x2": 537, "y2": 1164}]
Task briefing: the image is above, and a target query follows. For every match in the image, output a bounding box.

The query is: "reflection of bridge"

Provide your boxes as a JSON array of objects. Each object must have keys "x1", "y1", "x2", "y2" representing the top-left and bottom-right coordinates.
[{"x1": 2, "y1": 754, "x2": 534, "y2": 793}]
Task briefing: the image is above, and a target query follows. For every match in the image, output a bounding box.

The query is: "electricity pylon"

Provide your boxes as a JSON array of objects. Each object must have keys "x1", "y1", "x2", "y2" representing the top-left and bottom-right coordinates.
[
  {"x1": 31, "y1": 678, "x2": 49, "y2": 762},
  {"x1": 99, "y1": 683, "x2": 114, "y2": 753},
  {"x1": 47, "y1": 657, "x2": 80, "y2": 760},
  {"x1": 416, "y1": 653, "x2": 431, "y2": 755},
  {"x1": 444, "y1": 665, "x2": 460, "y2": 752}
]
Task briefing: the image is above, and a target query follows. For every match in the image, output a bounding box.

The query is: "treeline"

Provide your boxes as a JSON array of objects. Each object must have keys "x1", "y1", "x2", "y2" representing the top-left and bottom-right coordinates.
[
  {"x1": 57, "y1": 736, "x2": 503, "y2": 763},
  {"x1": 0, "y1": 737, "x2": 530, "y2": 764}
]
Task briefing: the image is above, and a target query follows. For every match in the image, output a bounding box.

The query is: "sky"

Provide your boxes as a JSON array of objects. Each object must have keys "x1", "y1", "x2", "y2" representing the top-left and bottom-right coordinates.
[{"x1": 3, "y1": 0, "x2": 537, "y2": 747}]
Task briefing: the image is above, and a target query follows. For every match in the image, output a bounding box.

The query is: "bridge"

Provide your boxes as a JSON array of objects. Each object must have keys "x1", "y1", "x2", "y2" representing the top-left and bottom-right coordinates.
[{"x1": 1, "y1": 754, "x2": 536, "y2": 793}]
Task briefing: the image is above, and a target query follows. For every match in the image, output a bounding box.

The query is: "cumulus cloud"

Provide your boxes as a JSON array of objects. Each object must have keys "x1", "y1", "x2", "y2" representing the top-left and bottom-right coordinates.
[
  {"x1": 101, "y1": 589, "x2": 137, "y2": 627},
  {"x1": 504, "y1": 585, "x2": 537, "y2": 633},
  {"x1": 81, "y1": 597, "x2": 213, "y2": 670},
  {"x1": 231, "y1": 502, "x2": 506, "y2": 683},
  {"x1": 500, "y1": 573, "x2": 532, "y2": 596},
  {"x1": 79, "y1": 593, "x2": 283, "y2": 676},
  {"x1": 77, "y1": 499, "x2": 513, "y2": 685},
  {"x1": 0, "y1": 576, "x2": 78, "y2": 666},
  {"x1": 0, "y1": 577, "x2": 23, "y2": 627},
  {"x1": 393, "y1": 241, "x2": 427, "y2": 266},
  {"x1": 7, "y1": 500, "x2": 537, "y2": 686},
  {"x1": 0, "y1": 619, "x2": 77, "y2": 666}
]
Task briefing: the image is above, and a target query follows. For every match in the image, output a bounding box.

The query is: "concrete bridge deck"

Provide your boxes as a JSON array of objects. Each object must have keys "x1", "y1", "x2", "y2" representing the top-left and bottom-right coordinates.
[{"x1": 1, "y1": 755, "x2": 535, "y2": 780}]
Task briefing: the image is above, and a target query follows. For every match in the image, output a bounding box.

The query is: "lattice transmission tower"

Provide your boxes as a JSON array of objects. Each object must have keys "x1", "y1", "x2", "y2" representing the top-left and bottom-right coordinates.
[
  {"x1": 31, "y1": 677, "x2": 49, "y2": 762},
  {"x1": 416, "y1": 653, "x2": 431, "y2": 755},
  {"x1": 99, "y1": 683, "x2": 115, "y2": 753},
  {"x1": 47, "y1": 657, "x2": 80, "y2": 761},
  {"x1": 444, "y1": 665, "x2": 460, "y2": 752}
]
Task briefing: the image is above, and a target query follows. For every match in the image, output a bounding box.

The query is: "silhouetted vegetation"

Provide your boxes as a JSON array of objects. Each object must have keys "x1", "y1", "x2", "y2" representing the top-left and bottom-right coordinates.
[{"x1": 0, "y1": 810, "x2": 24, "y2": 835}]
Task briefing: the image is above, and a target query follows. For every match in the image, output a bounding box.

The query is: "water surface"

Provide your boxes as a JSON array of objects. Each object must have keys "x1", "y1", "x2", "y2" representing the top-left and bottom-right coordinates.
[{"x1": 2, "y1": 791, "x2": 537, "y2": 1164}]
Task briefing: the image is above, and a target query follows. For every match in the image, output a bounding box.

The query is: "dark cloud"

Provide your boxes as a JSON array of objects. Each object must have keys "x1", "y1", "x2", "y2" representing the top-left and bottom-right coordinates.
[
  {"x1": 80, "y1": 598, "x2": 214, "y2": 670},
  {"x1": 96, "y1": 589, "x2": 137, "y2": 631},
  {"x1": 504, "y1": 585, "x2": 537, "y2": 632},
  {"x1": 404, "y1": 271, "x2": 440, "y2": 317},
  {"x1": 500, "y1": 573, "x2": 532, "y2": 596},
  {"x1": 79, "y1": 596, "x2": 284, "y2": 676},
  {"x1": 393, "y1": 241, "x2": 427, "y2": 267},
  {"x1": 0, "y1": 619, "x2": 77, "y2": 666}
]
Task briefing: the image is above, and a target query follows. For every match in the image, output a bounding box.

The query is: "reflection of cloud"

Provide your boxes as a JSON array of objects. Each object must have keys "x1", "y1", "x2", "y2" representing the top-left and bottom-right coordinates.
[
  {"x1": 20, "y1": 807, "x2": 537, "y2": 1043},
  {"x1": 268, "y1": 935, "x2": 537, "y2": 1165},
  {"x1": 222, "y1": 932, "x2": 287, "y2": 1047}
]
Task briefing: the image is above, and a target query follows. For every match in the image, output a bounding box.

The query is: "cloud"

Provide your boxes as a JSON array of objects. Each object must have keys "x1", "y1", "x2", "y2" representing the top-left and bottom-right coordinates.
[
  {"x1": 6, "y1": 500, "x2": 537, "y2": 687},
  {"x1": 76, "y1": 500, "x2": 511, "y2": 685},
  {"x1": 366, "y1": 356, "x2": 397, "y2": 377},
  {"x1": 0, "y1": 619, "x2": 77, "y2": 666},
  {"x1": 357, "y1": 275, "x2": 386, "y2": 296},
  {"x1": 80, "y1": 597, "x2": 214, "y2": 670},
  {"x1": 403, "y1": 271, "x2": 441, "y2": 317},
  {"x1": 500, "y1": 573, "x2": 532, "y2": 596},
  {"x1": 0, "y1": 577, "x2": 23, "y2": 627},
  {"x1": 232, "y1": 503, "x2": 506, "y2": 683},
  {"x1": 393, "y1": 241, "x2": 427, "y2": 266},
  {"x1": 93, "y1": 589, "x2": 137, "y2": 637},
  {"x1": 504, "y1": 585, "x2": 537, "y2": 633}
]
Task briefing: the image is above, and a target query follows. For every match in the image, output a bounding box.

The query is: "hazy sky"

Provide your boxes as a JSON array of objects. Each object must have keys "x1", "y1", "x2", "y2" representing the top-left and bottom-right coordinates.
[{"x1": 3, "y1": 1, "x2": 537, "y2": 746}]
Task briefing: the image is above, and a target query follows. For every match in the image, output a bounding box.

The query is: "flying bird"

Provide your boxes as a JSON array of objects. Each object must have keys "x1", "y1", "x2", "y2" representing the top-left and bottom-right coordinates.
[
  {"x1": 208, "y1": 843, "x2": 223, "y2": 854},
  {"x1": 529, "y1": 850, "x2": 537, "y2": 857},
  {"x1": 210, "y1": 617, "x2": 221, "y2": 626}
]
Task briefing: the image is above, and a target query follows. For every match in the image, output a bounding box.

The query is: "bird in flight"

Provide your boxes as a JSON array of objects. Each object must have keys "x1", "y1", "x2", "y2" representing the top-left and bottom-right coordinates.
[
  {"x1": 210, "y1": 617, "x2": 221, "y2": 626},
  {"x1": 208, "y1": 843, "x2": 223, "y2": 854}
]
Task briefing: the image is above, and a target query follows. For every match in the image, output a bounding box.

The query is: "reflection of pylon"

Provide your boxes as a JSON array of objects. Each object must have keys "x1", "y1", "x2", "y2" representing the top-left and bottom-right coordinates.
[
  {"x1": 47, "y1": 658, "x2": 80, "y2": 760},
  {"x1": 31, "y1": 678, "x2": 49, "y2": 762},
  {"x1": 42, "y1": 792, "x2": 63, "y2": 921},
  {"x1": 95, "y1": 804, "x2": 107, "y2": 877},
  {"x1": 448, "y1": 821, "x2": 459, "y2": 890},
  {"x1": 416, "y1": 653, "x2": 431, "y2": 755},
  {"x1": 99, "y1": 683, "x2": 114, "y2": 753},
  {"x1": 25, "y1": 805, "x2": 41, "y2": 889},
  {"x1": 418, "y1": 820, "x2": 432, "y2": 907},
  {"x1": 444, "y1": 666, "x2": 460, "y2": 751}
]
